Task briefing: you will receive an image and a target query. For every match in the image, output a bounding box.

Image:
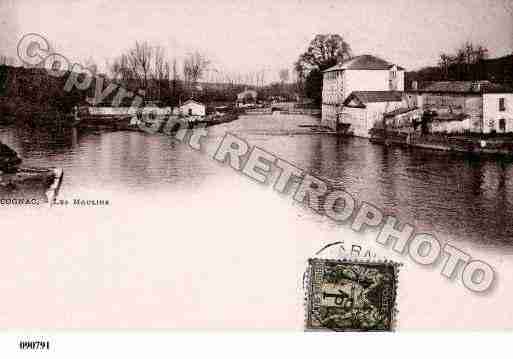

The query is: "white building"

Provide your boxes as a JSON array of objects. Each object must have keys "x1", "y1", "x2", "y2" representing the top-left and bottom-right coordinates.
[
  {"x1": 407, "y1": 81, "x2": 513, "y2": 134},
  {"x1": 427, "y1": 113, "x2": 472, "y2": 134},
  {"x1": 88, "y1": 104, "x2": 171, "y2": 116},
  {"x1": 483, "y1": 91, "x2": 513, "y2": 133},
  {"x1": 237, "y1": 89, "x2": 258, "y2": 103},
  {"x1": 174, "y1": 99, "x2": 206, "y2": 117},
  {"x1": 322, "y1": 55, "x2": 405, "y2": 129},
  {"x1": 338, "y1": 91, "x2": 405, "y2": 137},
  {"x1": 382, "y1": 107, "x2": 423, "y2": 133}
]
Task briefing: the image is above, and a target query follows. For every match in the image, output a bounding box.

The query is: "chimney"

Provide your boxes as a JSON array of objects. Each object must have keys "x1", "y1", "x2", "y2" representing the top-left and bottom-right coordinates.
[{"x1": 411, "y1": 81, "x2": 418, "y2": 90}]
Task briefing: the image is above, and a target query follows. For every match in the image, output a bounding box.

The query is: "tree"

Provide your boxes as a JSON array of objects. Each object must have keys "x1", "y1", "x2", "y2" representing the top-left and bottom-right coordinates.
[
  {"x1": 437, "y1": 42, "x2": 488, "y2": 81},
  {"x1": 296, "y1": 34, "x2": 351, "y2": 73},
  {"x1": 108, "y1": 54, "x2": 131, "y2": 86},
  {"x1": 438, "y1": 53, "x2": 451, "y2": 80},
  {"x1": 279, "y1": 69, "x2": 289, "y2": 83},
  {"x1": 108, "y1": 42, "x2": 182, "y2": 104},
  {"x1": 295, "y1": 34, "x2": 351, "y2": 103},
  {"x1": 108, "y1": 41, "x2": 154, "y2": 95},
  {"x1": 294, "y1": 61, "x2": 307, "y2": 96},
  {"x1": 170, "y1": 58, "x2": 183, "y2": 106},
  {"x1": 183, "y1": 51, "x2": 209, "y2": 97},
  {"x1": 152, "y1": 45, "x2": 170, "y2": 102},
  {"x1": 127, "y1": 41, "x2": 153, "y2": 95},
  {"x1": 304, "y1": 69, "x2": 323, "y2": 104}
]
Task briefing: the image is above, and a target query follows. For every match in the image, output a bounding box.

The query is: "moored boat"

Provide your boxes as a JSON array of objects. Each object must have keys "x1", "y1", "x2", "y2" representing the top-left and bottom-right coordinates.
[
  {"x1": 0, "y1": 142, "x2": 63, "y2": 204},
  {"x1": 0, "y1": 167, "x2": 63, "y2": 204}
]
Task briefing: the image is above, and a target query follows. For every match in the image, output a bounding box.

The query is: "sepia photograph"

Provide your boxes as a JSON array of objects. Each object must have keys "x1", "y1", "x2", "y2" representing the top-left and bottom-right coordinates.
[{"x1": 0, "y1": 0, "x2": 512, "y2": 354}]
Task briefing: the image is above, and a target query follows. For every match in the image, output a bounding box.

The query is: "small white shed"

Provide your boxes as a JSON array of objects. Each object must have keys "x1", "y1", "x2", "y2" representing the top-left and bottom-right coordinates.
[{"x1": 177, "y1": 100, "x2": 206, "y2": 116}]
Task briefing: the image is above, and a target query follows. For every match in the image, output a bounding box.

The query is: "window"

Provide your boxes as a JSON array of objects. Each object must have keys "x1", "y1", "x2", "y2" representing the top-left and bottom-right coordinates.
[
  {"x1": 499, "y1": 97, "x2": 506, "y2": 111},
  {"x1": 499, "y1": 118, "x2": 506, "y2": 132},
  {"x1": 188, "y1": 108, "x2": 193, "y2": 115}
]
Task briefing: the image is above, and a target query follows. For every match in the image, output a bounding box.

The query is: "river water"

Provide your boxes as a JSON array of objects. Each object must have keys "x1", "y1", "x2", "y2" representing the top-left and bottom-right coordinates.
[
  {"x1": 1, "y1": 114, "x2": 512, "y2": 246},
  {"x1": 2, "y1": 113, "x2": 513, "y2": 329}
]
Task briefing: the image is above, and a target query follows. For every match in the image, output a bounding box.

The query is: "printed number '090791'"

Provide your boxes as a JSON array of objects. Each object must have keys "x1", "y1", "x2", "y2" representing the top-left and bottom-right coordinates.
[{"x1": 19, "y1": 341, "x2": 50, "y2": 350}]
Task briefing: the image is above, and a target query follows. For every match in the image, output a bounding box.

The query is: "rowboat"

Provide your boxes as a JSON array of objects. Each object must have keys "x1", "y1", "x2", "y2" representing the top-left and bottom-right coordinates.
[{"x1": 0, "y1": 167, "x2": 63, "y2": 204}]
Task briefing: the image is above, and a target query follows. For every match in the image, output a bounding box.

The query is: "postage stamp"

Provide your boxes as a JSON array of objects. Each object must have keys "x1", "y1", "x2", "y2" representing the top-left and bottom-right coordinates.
[{"x1": 305, "y1": 258, "x2": 400, "y2": 331}]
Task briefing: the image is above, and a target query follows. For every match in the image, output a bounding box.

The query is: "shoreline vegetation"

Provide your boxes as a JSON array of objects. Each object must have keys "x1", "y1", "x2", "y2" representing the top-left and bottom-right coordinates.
[{"x1": 0, "y1": 61, "x2": 302, "y2": 127}]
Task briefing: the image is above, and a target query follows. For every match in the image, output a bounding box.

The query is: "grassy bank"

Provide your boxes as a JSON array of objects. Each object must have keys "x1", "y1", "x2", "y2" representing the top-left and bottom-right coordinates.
[{"x1": 0, "y1": 65, "x2": 89, "y2": 124}]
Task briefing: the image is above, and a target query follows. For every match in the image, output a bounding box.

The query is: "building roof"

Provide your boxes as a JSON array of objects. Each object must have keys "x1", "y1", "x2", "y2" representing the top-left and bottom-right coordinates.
[
  {"x1": 344, "y1": 91, "x2": 404, "y2": 107},
  {"x1": 432, "y1": 113, "x2": 469, "y2": 122},
  {"x1": 181, "y1": 99, "x2": 205, "y2": 107},
  {"x1": 384, "y1": 107, "x2": 419, "y2": 117},
  {"x1": 414, "y1": 81, "x2": 513, "y2": 94},
  {"x1": 324, "y1": 55, "x2": 405, "y2": 72}
]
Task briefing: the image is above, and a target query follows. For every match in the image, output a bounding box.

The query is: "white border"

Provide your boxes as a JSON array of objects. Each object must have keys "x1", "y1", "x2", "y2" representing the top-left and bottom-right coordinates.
[{"x1": 0, "y1": 332, "x2": 511, "y2": 359}]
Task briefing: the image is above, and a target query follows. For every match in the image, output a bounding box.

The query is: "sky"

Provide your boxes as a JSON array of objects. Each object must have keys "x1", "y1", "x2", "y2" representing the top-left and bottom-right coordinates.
[{"x1": 1, "y1": 0, "x2": 512, "y2": 83}]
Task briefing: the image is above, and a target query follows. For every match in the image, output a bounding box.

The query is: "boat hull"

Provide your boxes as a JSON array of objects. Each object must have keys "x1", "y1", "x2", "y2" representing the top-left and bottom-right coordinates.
[{"x1": 0, "y1": 167, "x2": 63, "y2": 203}]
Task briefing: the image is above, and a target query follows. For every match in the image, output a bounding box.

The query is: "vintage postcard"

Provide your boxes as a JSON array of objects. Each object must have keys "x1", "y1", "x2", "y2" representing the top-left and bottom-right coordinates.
[{"x1": 0, "y1": 0, "x2": 513, "y2": 345}]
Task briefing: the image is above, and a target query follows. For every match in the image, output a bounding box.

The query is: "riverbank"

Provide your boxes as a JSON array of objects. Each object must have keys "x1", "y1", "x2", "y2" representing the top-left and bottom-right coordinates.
[
  {"x1": 370, "y1": 129, "x2": 513, "y2": 156},
  {"x1": 76, "y1": 111, "x2": 240, "y2": 132},
  {"x1": 245, "y1": 107, "x2": 321, "y2": 117}
]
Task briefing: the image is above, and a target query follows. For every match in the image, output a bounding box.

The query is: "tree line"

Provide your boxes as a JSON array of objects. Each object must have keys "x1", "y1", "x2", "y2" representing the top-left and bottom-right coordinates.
[
  {"x1": 0, "y1": 40, "x2": 266, "y2": 121},
  {"x1": 293, "y1": 34, "x2": 512, "y2": 104},
  {"x1": 104, "y1": 41, "x2": 210, "y2": 106},
  {"x1": 406, "y1": 43, "x2": 512, "y2": 87}
]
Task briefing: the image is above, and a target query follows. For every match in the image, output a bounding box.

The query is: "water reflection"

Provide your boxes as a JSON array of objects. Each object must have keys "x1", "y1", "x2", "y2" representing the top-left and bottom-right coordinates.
[{"x1": 1, "y1": 114, "x2": 512, "y2": 245}]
